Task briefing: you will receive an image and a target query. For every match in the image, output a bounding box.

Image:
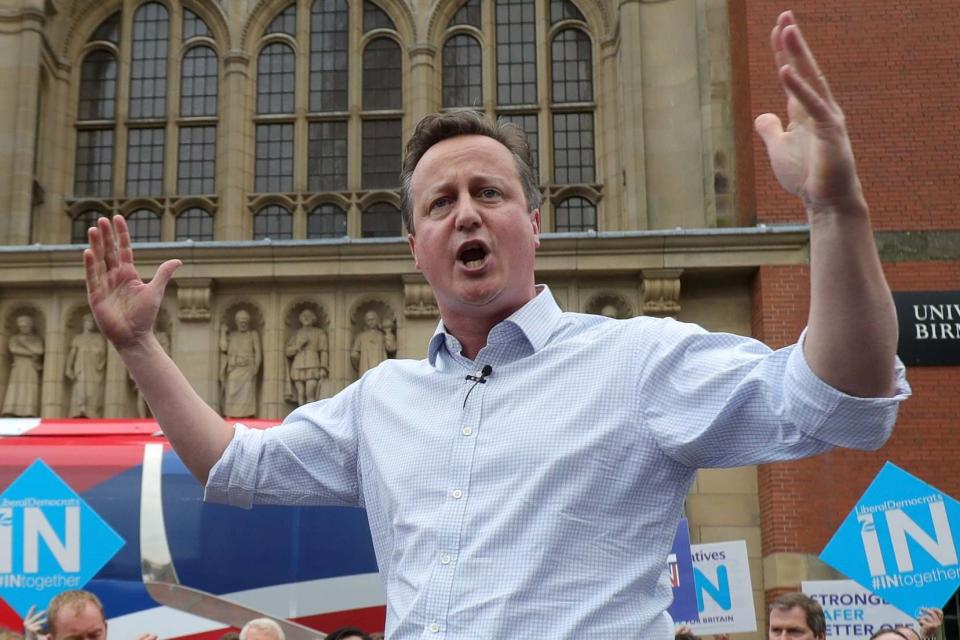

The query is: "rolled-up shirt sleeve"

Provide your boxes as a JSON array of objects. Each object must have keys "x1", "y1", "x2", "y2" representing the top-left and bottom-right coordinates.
[
  {"x1": 205, "y1": 378, "x2": 365, "y2": 509},
  {"x1": 641, "y1": 319, "x2": 911, "y2": 469}
]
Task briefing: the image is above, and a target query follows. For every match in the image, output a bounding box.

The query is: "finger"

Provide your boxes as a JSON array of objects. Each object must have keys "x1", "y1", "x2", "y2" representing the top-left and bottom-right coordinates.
[
  {"x1": 780, "y1": 65, "x2": 832, "y2": 124},
  {"x1": 84, "y1": 247, "x2": 105, "y2": 298},
  {"x1": 114, "y1": 214, "x2": 134, "y2": 266},
  {"x1": 98, "y1": 216, "x2": 118, "y2": 271},
  {"x1": 754, "y1": 112, "x2": 784, "y2": 149},
  {"x1": 782, "y1": 24, "x2": 835, "y2": 104},
  {"x1": 148, "y1": 259, "x2": 182, "y2": 295},
  {"x1": 26, "y1": 605, "x2": 35, "y2": 618}
]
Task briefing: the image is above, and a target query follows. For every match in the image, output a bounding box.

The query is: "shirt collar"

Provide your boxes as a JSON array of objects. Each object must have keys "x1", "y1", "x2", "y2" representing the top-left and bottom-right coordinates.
[{"x1": 427, "y1": 285, "x2": 563, "y2": 366}]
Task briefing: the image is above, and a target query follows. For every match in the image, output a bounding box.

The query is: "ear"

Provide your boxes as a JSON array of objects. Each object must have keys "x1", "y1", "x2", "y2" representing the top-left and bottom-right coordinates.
[
  {"x1": 530, "y1": 209, "x2": 541, "y2": 249},
  {"x1": 407, "y1": 232, "x2": 420, "y2": 270}
]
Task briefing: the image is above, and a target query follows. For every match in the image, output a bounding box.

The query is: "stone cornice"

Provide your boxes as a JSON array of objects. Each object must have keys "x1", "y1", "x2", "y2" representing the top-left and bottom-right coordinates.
[{"x1": 0, "y1": 226, "x2": 810, "y2": 286}]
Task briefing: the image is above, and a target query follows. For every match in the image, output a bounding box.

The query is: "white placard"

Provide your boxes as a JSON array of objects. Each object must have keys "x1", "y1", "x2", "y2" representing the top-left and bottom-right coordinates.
[
  {"x1": 674, "y1": 540, "x2": 757, "y2": 635},
  {"x1": 802, "y1": 579, "x2": 921, "y2": 638}
]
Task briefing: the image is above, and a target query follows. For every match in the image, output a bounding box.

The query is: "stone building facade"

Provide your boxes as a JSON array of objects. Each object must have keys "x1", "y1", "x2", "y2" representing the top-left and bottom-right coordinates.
[{"x1": 0, "y1": 0, "x2": 956, "y2": 635}]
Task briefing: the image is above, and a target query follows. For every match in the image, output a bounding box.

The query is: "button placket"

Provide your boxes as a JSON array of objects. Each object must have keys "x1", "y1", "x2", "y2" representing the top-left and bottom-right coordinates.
[{"x1": 419, "y1": 365, "x2": 488, "y2": 636}]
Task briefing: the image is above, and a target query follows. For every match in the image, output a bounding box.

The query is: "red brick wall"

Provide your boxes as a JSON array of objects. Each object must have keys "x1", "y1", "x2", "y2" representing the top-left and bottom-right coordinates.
[
  {"x1": 739, "y1": 1, "x2": 960, "y2": 230},
  {"x1": 752, "y1": 261, "x2": 960, "y2": 591}
]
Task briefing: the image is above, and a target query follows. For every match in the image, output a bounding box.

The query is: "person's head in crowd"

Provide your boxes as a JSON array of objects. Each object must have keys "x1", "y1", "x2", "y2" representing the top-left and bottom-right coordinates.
[
  {"x1": 868, "y1": 631, "x2": 910, "y2": 640},
  {"x1": 768, "y1": 592, "x2": 826, "y2": 640},
  {"x1": 674, "y1": 632, "x2": 700, "y2": 640},
  {"x1": 0, "y1": 629, "x2": 24, "y2": 640},
  {"x1": 47, "y1": 590, "x2": 107, "y2": 640},
  {"x1": 324, "y1": 627, "x2": 372, "y2": 640},
  {"x1": 219, "y1": 633, "x2": 241, "y2": 640},
  {"x1": 239, "y1": 619, "x2": 284, "y2": 640}
]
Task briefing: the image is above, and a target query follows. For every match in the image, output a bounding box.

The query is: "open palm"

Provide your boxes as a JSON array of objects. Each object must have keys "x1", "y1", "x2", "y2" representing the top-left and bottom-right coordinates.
[
  {"x1": 755, "y1": 12, "x2": 864, "y2": 215},
  {"x1": 84, "y1": 216, "x2": 181, "y2": 349}
]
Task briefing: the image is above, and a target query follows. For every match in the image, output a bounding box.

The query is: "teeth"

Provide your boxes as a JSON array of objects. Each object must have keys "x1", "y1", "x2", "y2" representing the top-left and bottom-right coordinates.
[{"x1": 465, "y1": 259, "x2": 484, "y2": 268}]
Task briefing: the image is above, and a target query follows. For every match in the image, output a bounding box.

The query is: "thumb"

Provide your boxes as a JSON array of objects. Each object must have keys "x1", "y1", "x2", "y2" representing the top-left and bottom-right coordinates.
[
  {"x1": 148, "y1": 259, "x2": 182, "y2": 294},
  {"x1": 754, "y1": 112, "x2": 783, "y2": 150}
]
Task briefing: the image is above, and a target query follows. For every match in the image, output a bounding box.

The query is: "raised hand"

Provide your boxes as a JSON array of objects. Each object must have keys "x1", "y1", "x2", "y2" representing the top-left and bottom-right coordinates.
[
  {"x1": 919, "y1": 607, "x2": 944, "y2": 636},
  {"x1": 84, "y1": 215, "x2": 181, "y2": 351},
  {"x1": 754, "y1": 11, "x2": 865, "y2": 216},
  {"x1": 23, "y1": 605, "x2": 48, "y2": 640}
]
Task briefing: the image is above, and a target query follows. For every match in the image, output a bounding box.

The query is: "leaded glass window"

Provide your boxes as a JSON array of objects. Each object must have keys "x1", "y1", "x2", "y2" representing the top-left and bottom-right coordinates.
[
  {"x1": 183, "y1": 9, "x2": 211, "y2": 39},
  {"x1": 71, "y1": 210, "x2": 102, "y2": 244},
  {"x1": 78, "y1": 51, "x2": 117, "y2": 121},
  {"x1": 362, "y1": 201, "x2": 401, "y2": 237},
  {"x1": 255, "y1": 123, "x2": 294, "y2": 192},
  {"x1": 552, "y1": 112, "x2": 594, "y2": 183},
  {"x1": 266, "y1": 4, "x2": 297, "y2": 35},
  {"x1": 309, "y1": 0, "x2": 349, "y2": 112},
  {"x1": 551, "y1": 29, "x2": 592, "y2": 103},
  {"x1": 129, "y1": 3, "x2": 169, "y2": 119},
  {"x1": 495, "y1": 0, "x2": 537, "y2": 105},
  {"x1": 181, "y1": 46, "x2": 218, "y2": 117},
  {"x1": 175, "y1": 207, "x2": 214, "y2": 240},
  {"x1": 257, "y1": 43, "x2": 295, "y2": 114},
  {"x1": 363, "y1": 38, "x2": 402, "y2": 111},
  {"x1": 127, "y1": 209, "x2": 162, "y2": 242},
  {"x1": 451, "y1": 0, "x2": 481, "y2": 27},
  {"x1": 308, "y1": 204, "x2": 348, "y2": 238},
  {"x1": 308, "y1": 121, "x2": 348, "y2": 192},
  {"x1": 443, "y1": 35, "x2": 482, "y2": 108},
  {"x1": 362, "y1": 119, "x2": 401, "y2": 189},
  {"x1": 550, "y1": 0, "x2": 584, "y2": 23},
  {"x1": 177, "y1": 126, "x2": 216, "y2": 195},
  {"x1": 363, "y1": 1, "x2": 395, "y2": 31},
  {"x1": 554, "y1": 196, "x2": 595, "y2": 232},
  {"x1": 254, "y1": 204, "x2": 293, "y2": 239},
  {"x1": 126, "y1": 127, "x2": 165, "y2": 197},
  {"x1": 74, "y1": 130, "x2": 114, "y2": 198}
]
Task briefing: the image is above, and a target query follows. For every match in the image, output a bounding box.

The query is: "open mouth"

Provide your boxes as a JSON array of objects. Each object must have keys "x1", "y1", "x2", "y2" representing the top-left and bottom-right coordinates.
[{"x1": 457, "y1": 241, "x2": 489, "y2": 269}]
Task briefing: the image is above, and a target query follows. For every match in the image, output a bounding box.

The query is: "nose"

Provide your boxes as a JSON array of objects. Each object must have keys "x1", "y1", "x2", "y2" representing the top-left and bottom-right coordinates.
[{"x1": 454, "y1": 194, "x2": 482, "y2": 232}]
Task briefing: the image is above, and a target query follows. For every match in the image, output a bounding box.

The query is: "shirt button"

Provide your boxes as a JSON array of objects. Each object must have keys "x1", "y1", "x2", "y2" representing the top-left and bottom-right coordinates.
[
  {"x1": 429, "y1": 622, "x2": 440, "y2": 633},
  {"x1": 462, "y1": 426, "x2": 473, "y2": 436},
  {"x1": 451, "y1": 489, "x2": 463, "y2": 499},
  {"x1": 441, "y1": 553, "x2": 451, "y2": 564}
]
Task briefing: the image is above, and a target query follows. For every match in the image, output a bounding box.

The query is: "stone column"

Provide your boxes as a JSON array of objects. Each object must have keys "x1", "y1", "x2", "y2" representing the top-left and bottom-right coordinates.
[
  {"x1": 407, "y1": 44, "x2": 437, "y2": 138},
  {"x1": 104, "y1": 346, "x2": 131, "y2": 417},
  {"x1": 614, "y1": 0, "x2": 648, "y2": 231},
  {"x1": 0, "y1": 7, "x2": 45, "y2": 244},
  {"x1": 638, "y1": 0, "x2": 707, "y2": 229},
  {"x1": 218, "y1": 51, "x2": 252, "y2": 240},
  {"x1": 401, "y1": 275, "x2": 438, "y2": 359}
]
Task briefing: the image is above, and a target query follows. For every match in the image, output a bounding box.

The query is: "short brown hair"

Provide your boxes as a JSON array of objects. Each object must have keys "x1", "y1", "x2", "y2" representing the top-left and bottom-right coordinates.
[
  {"x1": 770, "y1": 592, "x2": 825, "y2": 637},
  {"x1": 47, "y1": 590, "x2": 105, "y2": 636},
  {"x1": 399, "y1": 110, "x2": 541, "y2": 234}
]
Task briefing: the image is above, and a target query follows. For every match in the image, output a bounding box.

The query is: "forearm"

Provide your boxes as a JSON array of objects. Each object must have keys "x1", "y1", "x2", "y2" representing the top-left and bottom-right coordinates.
[
  {"x1": 120, "y1": 333, "x2": 234, "y2": 484},
  {"x1": 805, "y1": 200, "x2": 898, "y2": 397}
]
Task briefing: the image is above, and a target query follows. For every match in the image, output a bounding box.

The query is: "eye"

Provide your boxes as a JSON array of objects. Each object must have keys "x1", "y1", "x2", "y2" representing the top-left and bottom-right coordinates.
[
  {"x1": 479, "y1": 188, "x2": 501, "y2": 200},
  {"x1": 429, "y1": 196, "x2": 452, "y2": 212}
]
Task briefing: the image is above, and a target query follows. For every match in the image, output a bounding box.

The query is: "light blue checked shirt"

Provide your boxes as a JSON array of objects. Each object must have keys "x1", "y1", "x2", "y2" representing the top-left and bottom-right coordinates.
[{"x1": 206, "y1": 286, "x2": 910, "y2": 639}]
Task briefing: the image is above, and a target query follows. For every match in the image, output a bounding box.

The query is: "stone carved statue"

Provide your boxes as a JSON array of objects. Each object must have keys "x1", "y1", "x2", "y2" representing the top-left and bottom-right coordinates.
[
  {"x1": 219, "y1": 309, "x2": 261, "y2": 417},
  {"x1": 285, "y1": 308, "x2": 329, "y2": 406},
  {"x1": 2, "y1": 315, "x2": 44, "y2": 416},
  {"x1": 351, "y1": 310, "x2": 396, "y2": 377},
  {"x1": 599, "y1": 304, "x2": 619, "y2": 319},
  {"x1": 129, "y1": 329, "x2": 171, "y2": 418},
  {"x1": 65, "y1": 313, "x2": 106, "y2": 418}
]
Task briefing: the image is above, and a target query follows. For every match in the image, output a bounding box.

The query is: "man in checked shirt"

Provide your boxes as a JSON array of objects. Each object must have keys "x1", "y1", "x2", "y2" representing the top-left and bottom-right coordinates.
[{"x1": 84, "y1": 11, "x2": 909, "y2": 639}]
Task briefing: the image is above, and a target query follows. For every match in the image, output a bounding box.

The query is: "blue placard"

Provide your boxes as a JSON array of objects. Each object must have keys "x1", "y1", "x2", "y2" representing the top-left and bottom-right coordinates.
[
  {"x1": 667, "y1": 518, "x2": 700, "y2": 623},
  {"x1": 821, "y1": 462, "x2": 960, "y2": 618},
  {"x1": 0, "y1": 459, "x2": 125, "y2": 617}
]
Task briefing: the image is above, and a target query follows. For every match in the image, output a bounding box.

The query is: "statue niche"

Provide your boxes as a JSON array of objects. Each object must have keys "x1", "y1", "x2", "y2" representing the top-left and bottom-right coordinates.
[
  {"x1": 2, "y1": 309, "x2": 44, "y2": 417},
  {"x1": 350, "y1": 300, "x2": 397, "y2": 378},
  {"x1": 219, "y1": 304, "x2": 263, "y2": 418},
  {"x1": 284, "y1": 302, "x2": 330, "y2": 406},
  {"x1": 65, "y1": 311, "x2": 107, "y2": 418}
]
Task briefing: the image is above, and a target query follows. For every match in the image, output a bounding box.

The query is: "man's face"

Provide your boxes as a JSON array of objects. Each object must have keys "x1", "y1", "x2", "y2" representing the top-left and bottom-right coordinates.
[
  {"x1": 243, "y1": 628, "x2": 279, "y2": 640},
  {"x1": 407, "y1": 134, "x2": 540, "y2": 327},
  {"x1": 769, "y1": 606, "x2": 822, "y2": 640},
  {"x1": 51, "y1": 602, "x2": 106, "y2": 640},
  {"x1": 365, "y1": 311, "x2": 379, "y2": 329},
  {"x1": 236, "y1": 311, "x2": 250, "y2": 331}
]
